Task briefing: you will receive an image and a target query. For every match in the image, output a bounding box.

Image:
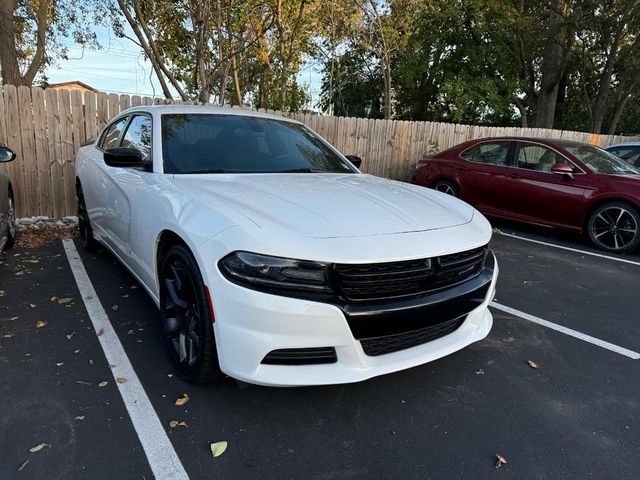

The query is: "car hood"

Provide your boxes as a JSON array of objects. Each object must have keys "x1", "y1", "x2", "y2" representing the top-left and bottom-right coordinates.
[{"x1": 170, "y1": 173, "x2": 474, "y2": 238}]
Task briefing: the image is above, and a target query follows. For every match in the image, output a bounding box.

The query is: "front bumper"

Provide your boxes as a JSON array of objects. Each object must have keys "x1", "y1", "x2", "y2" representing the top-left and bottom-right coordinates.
[{"x1": 209, "y1": 254, "x2": 498, "y2": 387}]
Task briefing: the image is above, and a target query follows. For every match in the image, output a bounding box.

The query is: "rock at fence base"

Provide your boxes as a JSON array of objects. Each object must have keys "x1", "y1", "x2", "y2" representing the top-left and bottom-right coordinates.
[
  {"x1": 54, "y1": 220, "x2": 66, "y2": 227},
  {"x1": 35, "y1": 216, "x2": 49, "y2": 221},
  {"x1": 18, "y1": 218, "x2": 34, "y2": 225},
  {"x1": 62, "y1": 216, "x2": 78, "y2": 224}
]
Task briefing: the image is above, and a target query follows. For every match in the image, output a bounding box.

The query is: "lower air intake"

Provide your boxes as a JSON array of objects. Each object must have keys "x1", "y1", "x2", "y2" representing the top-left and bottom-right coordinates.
[
  {"x1": 360, "y1": 316, "x2": 466, "y2": 356},
  {"x1": 261, "y1": 347, "x2": 337, "y2": 365}
]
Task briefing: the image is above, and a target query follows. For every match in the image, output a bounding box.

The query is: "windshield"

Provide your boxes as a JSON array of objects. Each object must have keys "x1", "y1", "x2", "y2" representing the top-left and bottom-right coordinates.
[
  {"x1": 564, "y1": 144, "x2": 640, "y2": 175},
  {"x1": 161, "y1": 114, "x2": 356, "y2": 174}
]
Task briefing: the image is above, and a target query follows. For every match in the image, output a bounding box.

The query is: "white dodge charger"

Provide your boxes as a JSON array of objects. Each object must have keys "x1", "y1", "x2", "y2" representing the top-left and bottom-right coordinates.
[{"x1": 75, "y1": 105, "x2": 498, "y2": 386}]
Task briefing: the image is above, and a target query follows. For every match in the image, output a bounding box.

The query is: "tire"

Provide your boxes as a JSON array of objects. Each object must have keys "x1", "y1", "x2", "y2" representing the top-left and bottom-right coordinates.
[
  {"x1": 160, "y1": 244, "x2": 221, "y2": 383},
  {"x1": 587, "y1": 201, "x2": 640, "y2": 253},
  {"x1": 431, "y1": 179, "x2": 458, "y2": 197},
  {"x1": 4, "y1": 190, "x2": 16, "y2": 249},
  {"x1": 76, "y1": 184, "x2": 98, "y2": 251}
]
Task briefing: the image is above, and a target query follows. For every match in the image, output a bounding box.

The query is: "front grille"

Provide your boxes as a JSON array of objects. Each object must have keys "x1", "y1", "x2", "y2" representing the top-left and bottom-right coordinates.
[
  {"x1": 360, "y1": 316, "x2": 466, "y2": 356},
  {"x1": 333, "y1": 246, "x2": 487, "y2": 301},
  {"x1": 261, "y1": 347, "x2": 337, "y2": 365}
]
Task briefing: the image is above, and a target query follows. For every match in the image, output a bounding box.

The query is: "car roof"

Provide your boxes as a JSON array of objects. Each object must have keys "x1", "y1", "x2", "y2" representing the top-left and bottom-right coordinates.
[
  {"x1": 605, "y1": 142, "x2": 640, "y2": 149},
  {"x1": 117, "y1": 104, "x2": 301, "y2": 125}
]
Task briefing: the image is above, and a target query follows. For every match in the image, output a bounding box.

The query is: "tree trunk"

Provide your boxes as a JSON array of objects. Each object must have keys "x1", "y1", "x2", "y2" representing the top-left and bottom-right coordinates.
[
  {"x1": 231, "y1": 53, "x2": 243, "y2": 105},
  {"x1": 534, "y1": 0, "x2": 573, "y2": 129},
  {"x1": 0, "y1": 0, "x2": 23, "y2": 85}
]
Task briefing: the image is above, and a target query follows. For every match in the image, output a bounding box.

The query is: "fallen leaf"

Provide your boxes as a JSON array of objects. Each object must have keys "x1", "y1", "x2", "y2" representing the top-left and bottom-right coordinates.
[
  {"x1": 74, "y1": 416, "x2": 85, "y2": 420},
  {"x1": 88, "y1": 359, "x2": 94, "y2": 365},
  {"x1": 495, "y1": 453, "x2": 508, "y2": 468},
  {"x1": 121, "y1": 294, "x2": 129, "y2": 299},
  {"x1": 111, "y1": 304, "x2": 119, "y2": 311},
  {"x1": 98, "y1": 381, "x2": 108, "y2": 387},
  {"x1": 210, "y1": 441, "x2": 228, "y2": 458},
  {"x1": 0, "y1": 290, "x2": 5, "y2": 296},
  {"x1": 76, "y1": 380, "x2": 92, "y2": 386},
  {"x1": 116, "y1": 377, "x2": 127, "y2": 384},
  {"x1": 9, "y1": 316, "x2": 19, "y2": 321},
  {"x1": 130, "y1": 285, "x2": 138, "y2": 290},
  {"x1": 74, "y1": 349, "x2": 80, "y2": 354},
  {"x1": 96, "y1": 328, "x2": 104, "y2": 337},
  {"x1": 174, "y1": 393, "x2": 190, "y2": 406},
  {"x1": 17, "y1": 459, "x2": 29, "y2": 471},
  {"x1": 169, "y1": 420, "x2": 188, "y2": 428},
  {"x1": 57, "y1": 298, "x2": 73, "y2": 304},
  {"x1": 29, "y1": 443, "x2": 49, "y2": 453},
  {"x1": 35, "y1": 320, "x2": 47, "y2": 328},
  {"x1": 527, "y1": 360, "x2": 539, "y2": 369},
  {"x1": 3, "y1": 333, "x2": 14, "y2": 338},
  {"x1": 475, "y1": 369, "x2": 485, "y2": 375},
  {"x1": 50, "y1": 296, "x2": 59, "y2": 302},
  {"x1": 66, "y1": 332, "x2": 77, "y2": 340},
  {"x1": 55, "y1": 362, "x2": 64, "y2": 367},
  {"x1": 29, "y1": 304, "x2": 37, "y2": 308},
  {"x1": 127, "y1": 329, "x2": 134, "y2": 335}
]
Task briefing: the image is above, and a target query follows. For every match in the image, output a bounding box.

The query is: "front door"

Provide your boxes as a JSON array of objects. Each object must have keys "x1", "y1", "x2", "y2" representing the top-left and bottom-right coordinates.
[{"x1": 502, "y1": 141, "x2": 587, "y2": 229}]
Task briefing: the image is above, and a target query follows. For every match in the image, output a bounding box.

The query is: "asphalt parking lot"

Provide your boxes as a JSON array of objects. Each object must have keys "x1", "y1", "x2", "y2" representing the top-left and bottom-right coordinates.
[{"x1": 1, "y1": 223, "x2": 639, "y2": 479}]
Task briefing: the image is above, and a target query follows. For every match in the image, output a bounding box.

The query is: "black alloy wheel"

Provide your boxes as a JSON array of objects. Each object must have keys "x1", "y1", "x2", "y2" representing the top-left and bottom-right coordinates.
[
  {"x1": 77, "y1": 185, "x2": 98, "y2": 251},
  {"x1": 4, "y1": 191, "x2": 16, "y2": 249},
  {"x1": 431, "y1": 180, "x2": 458, "y2": 197},
  {"x1": 587, "y1": 201, "x2": 640, "y2": 253},
  {"x1": 160, "y1": 244, "x2": 221, "y2": 383}
]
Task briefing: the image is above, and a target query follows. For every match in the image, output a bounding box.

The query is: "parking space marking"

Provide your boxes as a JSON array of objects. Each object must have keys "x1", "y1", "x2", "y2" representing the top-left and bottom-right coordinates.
[
  {"x1": 63, "y1": 240, "x2": 189, "y2": 480},
  {"x1": 496, "y1": 231, "x2": 640, "y2": 267},
  {"x1": 491, "y1": 301, "x2": 640, "y2": 359}
]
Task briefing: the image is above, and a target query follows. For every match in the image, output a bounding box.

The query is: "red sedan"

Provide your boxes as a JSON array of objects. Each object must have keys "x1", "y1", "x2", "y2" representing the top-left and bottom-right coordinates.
[{"x1": 412, "y1": 137, "x2": 640, "y2": 253}]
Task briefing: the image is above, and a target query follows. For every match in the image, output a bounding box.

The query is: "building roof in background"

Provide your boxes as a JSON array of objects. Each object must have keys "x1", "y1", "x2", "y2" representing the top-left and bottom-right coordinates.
[{"x1": 46, "y1": 81, "x2": 99, "y2": 93}]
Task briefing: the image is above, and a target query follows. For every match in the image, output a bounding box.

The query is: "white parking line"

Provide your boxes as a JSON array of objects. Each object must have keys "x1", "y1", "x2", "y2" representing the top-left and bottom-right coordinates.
[
  {"x1": 497, "y1": 231, "x2": 640, "y2": 267},
  {"x1": 491, "y1": 301, "x2": 640, "y2": 360},
  {"x1": 63, "y1": 239, "x2": 189, "y2": 480}
]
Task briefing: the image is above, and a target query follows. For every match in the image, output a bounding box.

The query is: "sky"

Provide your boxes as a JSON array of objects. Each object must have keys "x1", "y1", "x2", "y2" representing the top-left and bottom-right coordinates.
[{"x1": 44, "y1": 25, "x2": 324, "y2": 107}]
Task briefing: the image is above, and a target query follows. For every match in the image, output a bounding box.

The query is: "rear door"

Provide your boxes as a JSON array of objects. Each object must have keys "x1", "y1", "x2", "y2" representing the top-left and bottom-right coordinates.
[
  {"x1": 501, "y1": 141, "x2": 586, "y2": 229},
  {"x1": 458, "y1": 140, "x2": 515, "y2": 214}
]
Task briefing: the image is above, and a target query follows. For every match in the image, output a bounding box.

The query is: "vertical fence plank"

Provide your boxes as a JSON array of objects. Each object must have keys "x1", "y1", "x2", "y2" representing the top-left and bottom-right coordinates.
[
  {"x1": 84, "y1": 91, "x2": 98, "y2": 142},
  {"x1": 97, "y1": 92, "x2": 109, "y2": 132},
  {"x1": 58, "y1": 89, "x2": 75, "y2": 216},
  {"x1": 17, "y1": 86, "x2": 38, "y2": 215},
  {"x1": 45, "y1": 88, "x2": 65, "y2": 217},
  {"x1": 32, "y1": 87, "x2": 52, "y2": 217}
]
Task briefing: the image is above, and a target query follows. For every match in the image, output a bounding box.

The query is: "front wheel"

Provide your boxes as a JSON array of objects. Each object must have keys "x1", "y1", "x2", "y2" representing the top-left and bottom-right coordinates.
[
  {"x1": 160, "y1": 244, "x2": 221, "y2": 383},
  {"x1": 431, "y1": 180, "x2": 458, "y2": 197},
  {"x1": 587, "y1": 202, "x2": 640, "y2": 253}
]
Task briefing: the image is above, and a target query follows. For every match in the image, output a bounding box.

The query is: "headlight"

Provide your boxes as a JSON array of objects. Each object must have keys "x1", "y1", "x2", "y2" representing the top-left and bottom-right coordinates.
[{"x1": 218, "y1": 251, "x2": 332, "y2": 295}]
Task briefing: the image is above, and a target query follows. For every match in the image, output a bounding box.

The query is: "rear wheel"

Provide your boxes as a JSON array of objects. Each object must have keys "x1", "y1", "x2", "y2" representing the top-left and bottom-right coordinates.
[
  {"x1": 587, "y1": 201, "x2": 640, "y2": 253},
  {"x1": 77, "y1": 184, "x2": 98, "y2": 251},
  {"x1": 431, "y1": 180, "x2": 458, "y2": 197},
  {"x1": 4, "y1": 191, "x2": 16, "y2": 249},
  {"x1": 160, "y1": 244, "x2": 221, "y2": 383}
]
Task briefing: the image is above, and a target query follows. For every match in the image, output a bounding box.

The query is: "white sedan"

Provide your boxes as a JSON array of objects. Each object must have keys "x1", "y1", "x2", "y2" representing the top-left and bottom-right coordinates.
[{"x1": 75, "y1": 105, "x2": 498, "y2": 386}]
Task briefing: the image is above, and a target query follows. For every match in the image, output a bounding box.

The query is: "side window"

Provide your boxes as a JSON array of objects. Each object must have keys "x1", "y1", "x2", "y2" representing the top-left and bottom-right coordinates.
[
  {"x1": 608, "y1": 147, "x2": 640, "y2": 165},
  {"x1": 101, "y1": 117, "x2": 128, "y2": 150},
  {"x1": 460, "y1": 142, "x2": 511, "y2": 166},
  {"x1": 121, "y1": 115, "x2": 152, "y2": 160},
  {"x1": 516, "y1": 144, "x2": 579, "y2": 173}
]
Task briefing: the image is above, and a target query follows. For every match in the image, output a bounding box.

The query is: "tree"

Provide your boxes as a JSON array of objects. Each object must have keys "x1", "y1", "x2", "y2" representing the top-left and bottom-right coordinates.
[{"x1": 0, "y1": 0, "x2": 104, "y2": 86}]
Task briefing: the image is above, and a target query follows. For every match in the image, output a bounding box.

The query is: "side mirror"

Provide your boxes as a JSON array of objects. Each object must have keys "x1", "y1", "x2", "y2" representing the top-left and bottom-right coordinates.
[
  {"x1": 551, "y1": 163, "x2": 574, "y2": 179},
  {"x1": 345, "y1": 155, "x2": 362, "y2": 168},
  {"x1": 104, "y1": 148, "x2": 143, "y2": 167},
  {"x1": 0, "y1": 146, "x2": 16, "y2": 163}
]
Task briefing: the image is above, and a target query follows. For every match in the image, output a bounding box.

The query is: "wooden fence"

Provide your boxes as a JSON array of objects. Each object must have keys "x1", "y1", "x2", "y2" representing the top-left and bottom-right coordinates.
[{"x1": 0, "y1": 85, "x2": 638, "y2": 218}]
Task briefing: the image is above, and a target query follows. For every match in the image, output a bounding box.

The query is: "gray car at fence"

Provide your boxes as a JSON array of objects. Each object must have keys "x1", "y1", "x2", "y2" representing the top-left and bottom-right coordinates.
[
  {"x1": 605, "y1": 142, "x2": 640, "y2": 167},
  {"x1": 0, "y1": 146, "x2": 16, "y2": 251}
]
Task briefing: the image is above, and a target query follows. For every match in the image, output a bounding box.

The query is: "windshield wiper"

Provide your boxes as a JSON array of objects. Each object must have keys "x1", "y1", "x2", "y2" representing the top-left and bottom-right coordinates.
[
  {"x1": 187, "y1": 168, "x2": 231, "y2": 174},
  {"x1": 279, "y1": 168, "x2": 326, "y2": 173}
]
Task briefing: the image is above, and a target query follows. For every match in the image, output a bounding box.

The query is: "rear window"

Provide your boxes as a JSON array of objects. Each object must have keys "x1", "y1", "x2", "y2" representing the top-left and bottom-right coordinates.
[{"x1": 161, "y1": 114, "x2": 355, "y2": 174}]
